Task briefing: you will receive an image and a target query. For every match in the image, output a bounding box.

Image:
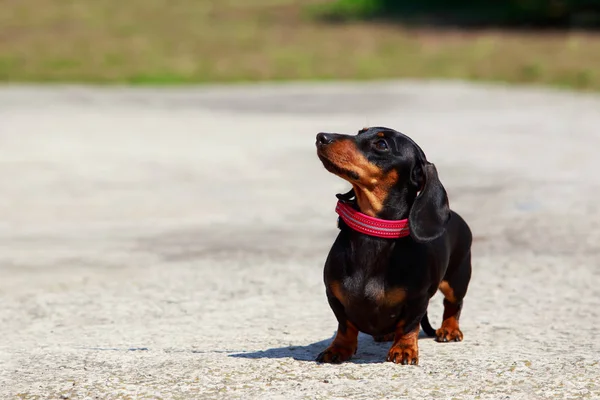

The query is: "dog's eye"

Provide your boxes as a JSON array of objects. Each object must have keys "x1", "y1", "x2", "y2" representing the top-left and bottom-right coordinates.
[{"x1": 373, "y1": 139, "x2": 388, "y2": 151}]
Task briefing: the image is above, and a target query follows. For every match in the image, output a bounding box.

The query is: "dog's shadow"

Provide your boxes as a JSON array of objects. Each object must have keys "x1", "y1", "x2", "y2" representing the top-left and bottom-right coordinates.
[{"x1": 229, "y1": 330, "x2": 433, "y2": 364}]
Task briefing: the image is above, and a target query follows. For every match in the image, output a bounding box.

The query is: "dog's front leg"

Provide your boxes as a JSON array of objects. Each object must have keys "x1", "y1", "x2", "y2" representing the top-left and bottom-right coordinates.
[
  {"x1": 316, "y1": 289, "x2": 359, "y2": 364},
  {"x1": 386, "y1": 321, "x2": 420, "y2": 365},
  {"x1": 386, "y1": 301, "x2": 428, "y2": 365},
  {"x1": 315, "y1": 319, "x2": 359, "y2": 364}
]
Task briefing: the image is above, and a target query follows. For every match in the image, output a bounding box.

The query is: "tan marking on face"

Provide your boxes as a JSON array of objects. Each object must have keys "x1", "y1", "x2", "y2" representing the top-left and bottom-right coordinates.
[
  {"x1": 325, "y1": 139, "x2": 382, "y2": 183},
  {"x1": 439, "y1": 280, "x2": 457, "y2": 304},
  {"x1": 319, "y1": 139, "x2": 399, "y2": 217},
  {"x1": 330, "y1": 281, "x2": 347, "y2": 307},
  {"x1": 352, "y1": 169, "x2": 398, "y2": 217},
  {"x1": 377, "y1": 132, "x2": 385, "y2": 138}
]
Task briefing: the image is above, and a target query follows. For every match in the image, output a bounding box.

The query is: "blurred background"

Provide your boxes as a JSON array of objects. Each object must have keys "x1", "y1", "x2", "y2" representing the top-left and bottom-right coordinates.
[
  {"x1": 3, "y1": 2, "x2": 600, "y2": 398},
  {"x1": 1, "y1": 0, "x2": 600, "y2": 89}
]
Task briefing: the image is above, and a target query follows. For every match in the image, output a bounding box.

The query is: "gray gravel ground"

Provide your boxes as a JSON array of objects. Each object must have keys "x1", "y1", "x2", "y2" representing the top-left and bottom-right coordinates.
[{"x1": 1, "y1": 81, "x2": 599, "y2": 399}]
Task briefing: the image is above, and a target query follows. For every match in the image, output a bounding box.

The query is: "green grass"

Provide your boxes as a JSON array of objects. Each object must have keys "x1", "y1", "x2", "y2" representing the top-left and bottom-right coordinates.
[
  {"x1": 309, "y1": 0, "x2": 600, "y2": 26},
  {"x1": 1, "y1": 0, "x2": 600, "y2": 90}
]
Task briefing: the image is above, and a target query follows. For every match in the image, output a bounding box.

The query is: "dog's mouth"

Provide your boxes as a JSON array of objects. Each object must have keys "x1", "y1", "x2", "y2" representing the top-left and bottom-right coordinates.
[{"x1": 317, "y1": 151, "x2": 360, "y2": 181}]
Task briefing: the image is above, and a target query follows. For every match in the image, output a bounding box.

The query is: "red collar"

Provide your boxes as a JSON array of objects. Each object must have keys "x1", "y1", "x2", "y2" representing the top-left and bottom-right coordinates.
[{"x1": 335, "y1": 200, "x2": 410, "y2": 239}]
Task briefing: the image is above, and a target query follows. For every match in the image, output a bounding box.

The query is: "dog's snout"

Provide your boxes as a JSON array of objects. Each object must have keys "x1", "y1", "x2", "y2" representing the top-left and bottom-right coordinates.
[{"x1": 316, "y1": 132, "x2": 334, "y2": 146}]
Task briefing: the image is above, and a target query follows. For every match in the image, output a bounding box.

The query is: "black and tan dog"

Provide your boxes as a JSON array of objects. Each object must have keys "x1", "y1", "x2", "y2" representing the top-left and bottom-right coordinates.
[{"x1": 315, "y1": 127, "x2": 472, "y2": 365}]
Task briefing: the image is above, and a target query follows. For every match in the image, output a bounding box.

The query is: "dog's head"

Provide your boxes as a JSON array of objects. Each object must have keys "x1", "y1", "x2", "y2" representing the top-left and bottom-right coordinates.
[{"x1": 316, "y1": 126, "x2": 450, "y2": 242}]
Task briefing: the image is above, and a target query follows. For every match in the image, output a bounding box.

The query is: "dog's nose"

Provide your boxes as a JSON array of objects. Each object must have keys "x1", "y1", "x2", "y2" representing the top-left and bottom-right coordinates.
[{"x1": 316, "y1": 132, "x2": 334, "y2": 146}]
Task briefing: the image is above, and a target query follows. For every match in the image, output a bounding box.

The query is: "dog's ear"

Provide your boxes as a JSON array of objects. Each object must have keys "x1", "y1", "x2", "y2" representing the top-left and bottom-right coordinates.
[{"x1": 408, "y1": 162, "x2": 450, "y2": 243}]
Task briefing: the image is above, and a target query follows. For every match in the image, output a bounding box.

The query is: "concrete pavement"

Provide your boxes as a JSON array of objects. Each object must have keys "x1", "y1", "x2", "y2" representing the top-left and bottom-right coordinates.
[{"x1": 1, "y1": 81, "x2": 599, "y2": 399}]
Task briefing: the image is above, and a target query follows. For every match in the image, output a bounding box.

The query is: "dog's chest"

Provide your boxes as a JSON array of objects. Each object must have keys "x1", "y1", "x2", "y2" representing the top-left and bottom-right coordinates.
[
  {"x1": 362, "y1": 279, "x2": 406, "y2": 307},
  {"x1": 331, "y1": 276, "x2": 406, "y2": 334}
]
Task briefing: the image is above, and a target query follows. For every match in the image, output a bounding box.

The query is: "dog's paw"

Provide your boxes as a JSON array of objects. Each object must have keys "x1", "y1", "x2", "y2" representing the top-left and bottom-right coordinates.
[
  {"x1": 316, "y1": 345, "x2": 356, "y2": 363},
  {"x1": 386, "y1": 344, "x2": 418, "y2": 365},
  {"x1": 435, "y1": 326, "x2": 463, "y2": 342},
  {"x1": 373, "y1": 333, "x2": 395, "y2": 342}
]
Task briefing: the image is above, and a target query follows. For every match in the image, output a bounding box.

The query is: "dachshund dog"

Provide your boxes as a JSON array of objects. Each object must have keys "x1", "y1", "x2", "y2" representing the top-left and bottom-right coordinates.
[{"x1": 315, "y1": 127, "x2": 472, "y2": 365}]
